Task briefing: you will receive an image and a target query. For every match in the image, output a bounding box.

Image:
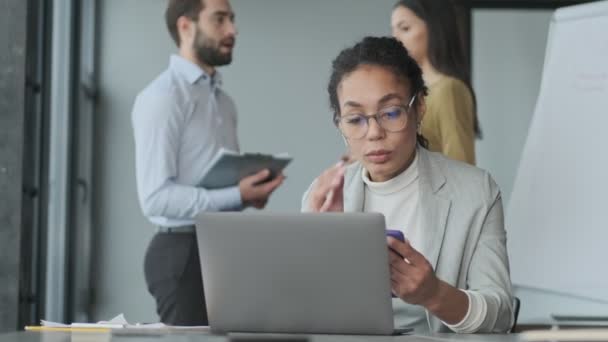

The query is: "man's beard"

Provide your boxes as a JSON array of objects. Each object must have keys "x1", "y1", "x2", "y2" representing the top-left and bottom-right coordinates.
[{"x1": 193, "y1": 27, "x2": 233, "y2": 67}]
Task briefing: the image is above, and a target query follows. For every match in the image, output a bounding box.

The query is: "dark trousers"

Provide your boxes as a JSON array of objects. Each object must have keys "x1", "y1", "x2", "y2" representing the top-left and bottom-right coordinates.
[{"x1": 143, "y1": 232, "x2": 208, "y2": 325}]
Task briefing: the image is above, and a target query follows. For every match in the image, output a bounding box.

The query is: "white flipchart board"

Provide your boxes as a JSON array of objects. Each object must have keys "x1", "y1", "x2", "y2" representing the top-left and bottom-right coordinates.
[{"x1": 507, "y1": 0, "x2": 608, "y2": 302}]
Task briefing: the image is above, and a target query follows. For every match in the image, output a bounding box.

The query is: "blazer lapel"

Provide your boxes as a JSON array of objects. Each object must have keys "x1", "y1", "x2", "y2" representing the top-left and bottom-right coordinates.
[{"x1": 418, "y1": 149, "x2": 451, "y2": 271}]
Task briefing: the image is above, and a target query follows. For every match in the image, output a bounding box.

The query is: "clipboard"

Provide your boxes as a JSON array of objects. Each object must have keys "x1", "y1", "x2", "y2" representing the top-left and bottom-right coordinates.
[{"x1": 200, "y1": 148, "x2": 292, "y2": 189}]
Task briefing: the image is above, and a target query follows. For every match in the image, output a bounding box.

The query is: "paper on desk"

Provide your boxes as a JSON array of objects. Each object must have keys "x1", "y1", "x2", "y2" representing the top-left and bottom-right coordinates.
[
  {"x1": 41, "y1": 313, "x2": 208, "y2": 332},
  {"x1": 70, "y1": 313, "x2": 126, "y2": 329},
  {"x1": 42, "y1": 314, "x2": 124, "y2": 329},
  {"x1": 40, "y1": 320, "x2": 70, "y2": 328},
  {"x1": 95, "y1": 313, "x2": 128, "y2": 325}
]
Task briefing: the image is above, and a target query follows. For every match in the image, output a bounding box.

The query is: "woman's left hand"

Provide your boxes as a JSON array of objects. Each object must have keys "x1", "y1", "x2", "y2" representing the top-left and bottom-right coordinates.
[{"x1": 387, "y1": 237, "x2": 441, "y2": 307}]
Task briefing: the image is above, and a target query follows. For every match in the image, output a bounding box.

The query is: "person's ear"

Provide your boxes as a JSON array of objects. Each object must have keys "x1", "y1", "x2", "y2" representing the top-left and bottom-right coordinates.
[{"x1": 177, "y1": 16, "x2": 195, "y2": 46}]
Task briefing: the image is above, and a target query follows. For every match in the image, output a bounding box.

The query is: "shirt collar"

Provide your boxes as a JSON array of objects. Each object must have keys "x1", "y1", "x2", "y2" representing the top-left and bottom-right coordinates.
[{"x1": 169, "y1": 54, "x2": 222, "y2": 87}]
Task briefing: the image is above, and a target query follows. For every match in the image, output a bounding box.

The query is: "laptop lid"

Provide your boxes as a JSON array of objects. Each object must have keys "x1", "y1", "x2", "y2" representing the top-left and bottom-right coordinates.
[{"x1": 195, "y1": 212, "x2": 394, "y2": 335}]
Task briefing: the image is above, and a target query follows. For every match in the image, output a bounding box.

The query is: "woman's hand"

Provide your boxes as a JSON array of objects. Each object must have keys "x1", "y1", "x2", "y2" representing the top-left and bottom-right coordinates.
[
  {"x1": 308, "y1": 161, "x2": 347, "y2": 212},
  {"x1": 387, "y1": 237, "x2": 441, "y2": 306},
  {"x1": 387, "y1": 237, "x2": 469, "y2": 324}
]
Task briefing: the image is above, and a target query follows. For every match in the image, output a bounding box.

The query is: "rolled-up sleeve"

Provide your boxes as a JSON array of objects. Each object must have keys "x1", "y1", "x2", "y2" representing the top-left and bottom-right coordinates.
[{"x1": 443, "y1": 290, "x2": 488, "y2": 333}]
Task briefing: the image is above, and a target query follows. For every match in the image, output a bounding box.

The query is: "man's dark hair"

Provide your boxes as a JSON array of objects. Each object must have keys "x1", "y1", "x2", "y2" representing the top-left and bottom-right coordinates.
[
  {"x1": 165, "y1": 0, "x2": 204, "y2": 46},
  {"x1": 394, "y1": 0, "x2": 481, "y2": 138},
  {"x1": 328, "y1": 36, "x2": 429, "y2": 148}
]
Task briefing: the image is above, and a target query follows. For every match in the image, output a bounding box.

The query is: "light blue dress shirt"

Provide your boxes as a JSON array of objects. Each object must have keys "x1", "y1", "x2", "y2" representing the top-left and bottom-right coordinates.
[{"x1": 132, "y1": 54, "x2": 242, "y2": 227}]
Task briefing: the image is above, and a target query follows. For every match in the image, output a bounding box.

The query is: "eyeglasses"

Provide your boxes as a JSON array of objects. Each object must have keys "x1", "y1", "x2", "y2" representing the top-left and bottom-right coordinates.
[{"x1": 334, "y1": 94, "x2": 417, "y2": 140}]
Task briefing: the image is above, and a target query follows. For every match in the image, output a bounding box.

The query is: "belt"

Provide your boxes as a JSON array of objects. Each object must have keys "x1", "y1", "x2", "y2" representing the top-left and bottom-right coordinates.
[{"x1": 157, "y1": 225, "x2": 195, "y2": 234}]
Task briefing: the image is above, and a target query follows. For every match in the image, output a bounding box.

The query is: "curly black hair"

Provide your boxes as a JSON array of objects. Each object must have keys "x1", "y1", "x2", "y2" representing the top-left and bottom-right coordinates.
[{"x1": 328, "y1": 36, "x2": 429, "y2": 147}]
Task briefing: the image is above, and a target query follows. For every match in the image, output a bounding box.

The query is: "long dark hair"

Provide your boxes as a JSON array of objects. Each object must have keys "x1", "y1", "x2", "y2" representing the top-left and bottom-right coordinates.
[
  {"x1": 394, "y1": 0, "x2": 482, "y2": 138},
  {"x1": 328, "y1": 36, "x2": 429, "y2": 148}
]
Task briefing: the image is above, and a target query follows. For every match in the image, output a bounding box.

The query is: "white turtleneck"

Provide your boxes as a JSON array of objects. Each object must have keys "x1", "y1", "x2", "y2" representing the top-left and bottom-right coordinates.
[
  {"x1": 362, "y1": 152, "x2": 487, "y2": 333},
  {"x1": 362, "y1": 153, "x2": 422, "y2": 251}
]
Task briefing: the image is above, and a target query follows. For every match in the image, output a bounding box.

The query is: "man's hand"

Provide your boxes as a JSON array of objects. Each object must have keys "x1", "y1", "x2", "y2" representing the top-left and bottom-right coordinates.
[{"x1": 239, "y1": 169, "x2": 284, "y2": 209}]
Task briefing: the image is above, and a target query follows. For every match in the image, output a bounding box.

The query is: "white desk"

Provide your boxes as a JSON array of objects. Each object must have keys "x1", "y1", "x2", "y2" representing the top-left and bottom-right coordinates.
[{"x1": 0, "y1": 331, "x2": 522, "y2": 342}]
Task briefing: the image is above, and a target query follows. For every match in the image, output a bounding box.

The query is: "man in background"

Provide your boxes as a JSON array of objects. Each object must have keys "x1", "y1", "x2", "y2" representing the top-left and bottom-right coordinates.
[{"x1": 131, "y1": 0, "x2": 284, "y2": 325}]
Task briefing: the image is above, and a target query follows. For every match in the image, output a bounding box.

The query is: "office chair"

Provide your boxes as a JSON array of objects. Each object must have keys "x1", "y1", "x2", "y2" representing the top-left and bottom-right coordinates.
[{"x1": 510, "y1": 296, "x2": 521, "y2": 333}]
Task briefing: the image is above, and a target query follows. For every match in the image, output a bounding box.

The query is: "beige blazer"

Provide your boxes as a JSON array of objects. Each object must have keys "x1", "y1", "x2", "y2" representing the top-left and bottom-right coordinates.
[{"x1": 301, "y1": 148, "x2": 513, "y2": 333}]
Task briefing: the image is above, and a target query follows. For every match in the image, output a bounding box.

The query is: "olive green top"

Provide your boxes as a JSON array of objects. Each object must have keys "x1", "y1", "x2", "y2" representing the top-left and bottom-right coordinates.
[{"x1": 421, "y1": 76, "x2": 476, "y2": 165}]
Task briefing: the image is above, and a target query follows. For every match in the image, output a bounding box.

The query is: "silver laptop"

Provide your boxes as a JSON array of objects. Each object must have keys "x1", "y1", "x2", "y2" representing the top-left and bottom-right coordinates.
[{"x1": 195, "y1": 212, "x2": 395, "y2": 335}]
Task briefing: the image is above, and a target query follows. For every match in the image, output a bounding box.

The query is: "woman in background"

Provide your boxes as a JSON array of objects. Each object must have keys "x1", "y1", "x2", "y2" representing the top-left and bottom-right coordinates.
[{"x1": 391, "y1": 0, "x2": 480, "y2": 165}]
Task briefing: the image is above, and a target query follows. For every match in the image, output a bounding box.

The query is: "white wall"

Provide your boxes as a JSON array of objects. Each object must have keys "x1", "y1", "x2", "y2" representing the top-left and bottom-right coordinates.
[
  {"x1": 473, "y1": 8, "x2": 555, "y2": 324},
  {"x1": 93, "y1": 0, "x2": 396, "y2": 322},
  {"x1": 93, "y1": 0, "x2": 168, "y2": 323},
  {"x1": 473, "y1": 9, "x2": 553, "y2": 206}
]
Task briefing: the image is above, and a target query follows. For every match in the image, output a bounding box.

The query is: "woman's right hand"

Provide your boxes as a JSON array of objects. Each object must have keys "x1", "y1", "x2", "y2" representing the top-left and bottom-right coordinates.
[{"x1": 308, "y1": 161, "x2": 347, "y2": 212}]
